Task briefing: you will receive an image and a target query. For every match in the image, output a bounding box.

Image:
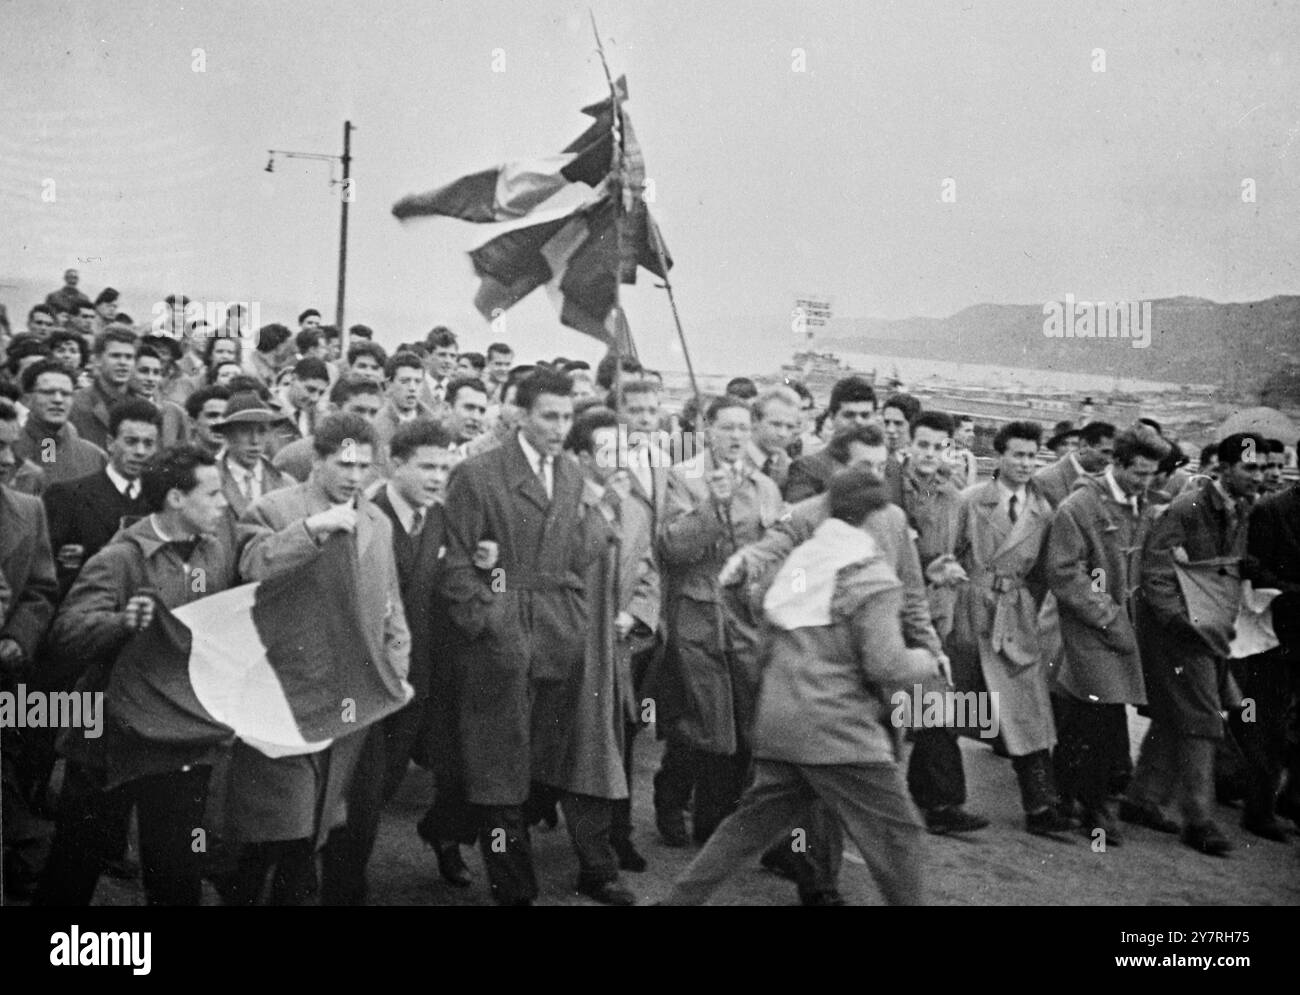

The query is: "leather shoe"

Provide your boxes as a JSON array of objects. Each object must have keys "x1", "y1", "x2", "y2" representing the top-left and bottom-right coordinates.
[
  {"x1": 1242, "y1": 814, "x2": 1289, "y2": 842},
  {"x1": 760, "y1": 846, "x2": 802, "y2": 881},
  {"x1": 612, "y1": 838, "x2": 648, "y2": 873},
  {"x1": 1026, "y1": 806, "x2": 1075, "y2": 837},
  {"x1": 924, "y1": 806, "x2": 990, "y2": 835},
  {"x1": 1118, "y1": 800, "x2": 1180, "y2": 834},
  {"x1": 435, "y1": 843, "x2": 473, "y2": 888},
  {"x1": 576, "y1": 878, "x2": 637, "y2": 906},
  {"x1": 1182, "y1": 822, "x2": 1233, "y2": 857},
  {"x1": 656, "y1": 809, "x2": 689, "y2": 848}
]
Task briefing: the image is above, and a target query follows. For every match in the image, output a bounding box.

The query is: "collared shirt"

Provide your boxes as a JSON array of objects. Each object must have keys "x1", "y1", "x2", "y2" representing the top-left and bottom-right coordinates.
[
  {"x1": 424, "y1": 374, "x2": 448, "y2": 406},
  {"x1": 384, "y1": 482, "x2": 428, "y2": 537},
  {"x1": 517, "y1": 431, "x2": 553, "y2": 499},
  {"x1": 105, "y1": 462, "x2": 141, "y2": 501},
  {"x1": 996, "y1": 478, "x2": 1027, "y2": 520},
  {"x1": 224, "y1": 454, "x2": 265, "y2": 501}
]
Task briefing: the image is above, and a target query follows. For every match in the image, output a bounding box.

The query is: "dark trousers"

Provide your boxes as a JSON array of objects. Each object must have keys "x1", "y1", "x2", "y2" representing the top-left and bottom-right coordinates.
[
  {"x1": 1011, "y1": 749, "x2": 1060, "y2": 814},
  {"x1": 1052, "y1": 694, "x2": 1127, "y2": 813},
  {"x1": 422, "y1": 774, "x2": 478, "y2": 845},
  {"x1": 221, "y1": 838, "x2": 318, "y2": 906},
  {"x1": 653, "y1": 737, "x2": 750, "y2": 842},
  {"x1": 664, "y1": 760, "x2": 925, "y2": 906},
  {"x1": 321, "y1": 704, "x2": 424, "y2": 905},
  {"x1": 906, "y1": 727, "x2": 967, "y2": 811},
  {"x1": 35, "y1": 763, "x2": 210, "y2": 907},
  {"x1": 1229, "y1": 648, "x2": 1299, "y2": 819},
  {"x1": 611, "y1": 720, "x2": 640, "y2": 846}
]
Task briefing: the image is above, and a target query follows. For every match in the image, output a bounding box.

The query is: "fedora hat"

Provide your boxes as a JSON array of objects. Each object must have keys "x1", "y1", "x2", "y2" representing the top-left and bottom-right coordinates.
[
  {"x1": 1046, "y1": 419, "x2": 1081, "y2": 450},
  {"x1": 212, "y1": 391, "x2": 289, "y2": 430}
]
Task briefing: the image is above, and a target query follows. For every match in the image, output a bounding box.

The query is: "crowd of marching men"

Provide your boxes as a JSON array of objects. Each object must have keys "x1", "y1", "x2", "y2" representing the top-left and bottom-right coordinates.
[{"x1": 0, "y1": 271, "x2": 1297, "y2": 906}]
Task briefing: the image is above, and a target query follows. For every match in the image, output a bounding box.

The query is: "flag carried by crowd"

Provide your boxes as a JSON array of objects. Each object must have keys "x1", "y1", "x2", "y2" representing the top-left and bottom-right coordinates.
[{"x1": 2, "y1": 55, "x2": 1298, "y2": 912}]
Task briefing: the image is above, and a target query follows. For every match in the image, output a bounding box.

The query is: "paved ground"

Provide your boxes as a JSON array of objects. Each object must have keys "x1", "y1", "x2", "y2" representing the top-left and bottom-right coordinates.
[{"x1": 30, "y1": 713, "x2": 1300, "y2": 907}]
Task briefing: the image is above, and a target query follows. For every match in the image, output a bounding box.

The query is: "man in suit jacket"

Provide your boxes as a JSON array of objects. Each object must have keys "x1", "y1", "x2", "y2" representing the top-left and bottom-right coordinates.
[
  {"x1": 783, "y1": 375, "x2": 879, "y2": 502},
  {"x1": 271, "y1": 376, "x2": 387, "y2": 484},
  {"x1": 438, "y1": 368, "x2": 614, "y2": 905},
  {"x1": 371, "y1": 352, "x2": 439, "y2": 448},
  {"x1": 225, "y1": 413, "x2": 408, "y2": 906},
  {"x1": 321, "y1": 419, "x2": 466, "y2": 903},
  {"x1": 612, "y1": 378, "x2": 671, "y2": 530},
  {"x1": 0, "y1": 430, "x2": 60, "y2": 897},
  {"x1": 209, "y1": 392, "x2": 296, "y2": 554},
  {"x1": 68, "y1": 328, "x2": 137, "y2": 451},
  {"x1": 43, "y1": 398, "x2": 160, "y2": 599}
]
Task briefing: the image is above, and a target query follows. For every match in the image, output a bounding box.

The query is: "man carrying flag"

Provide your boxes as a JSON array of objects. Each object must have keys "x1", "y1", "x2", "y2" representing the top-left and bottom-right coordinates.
[
  {"x1": 35, "y1": 446, "x2": 237, "y2": 906},
  {"x1": 226, "y1": 412, "x2": 410, "y2": 905}
]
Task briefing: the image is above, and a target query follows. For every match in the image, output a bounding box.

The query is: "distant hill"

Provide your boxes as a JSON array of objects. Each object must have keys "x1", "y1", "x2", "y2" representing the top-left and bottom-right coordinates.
[{"x1": 820, "y1": 295, "x2": 1300, "y2": 394}]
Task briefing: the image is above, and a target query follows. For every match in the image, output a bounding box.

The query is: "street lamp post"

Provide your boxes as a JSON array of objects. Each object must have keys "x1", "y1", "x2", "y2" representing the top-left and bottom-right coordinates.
[{"x1": 265, "y1": 119, "x2": 356, "y2": 353}]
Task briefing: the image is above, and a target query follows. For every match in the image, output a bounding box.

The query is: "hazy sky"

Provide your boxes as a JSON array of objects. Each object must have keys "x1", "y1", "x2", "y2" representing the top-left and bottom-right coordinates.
[{"x1": 3, "y1": 0, "x2": 1298, "y2": 372}]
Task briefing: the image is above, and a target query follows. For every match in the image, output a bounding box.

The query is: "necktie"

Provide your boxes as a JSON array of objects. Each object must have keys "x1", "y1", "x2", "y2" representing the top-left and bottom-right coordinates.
[
  {"x1": 170, "y1": 538, "x2": 199, "y2": 562},
  {"x1": 126, "y1": 480, "x2": 140, "y2": 501},
  {"x1": 1008, "y1": 494, "x2": 1019, "y2": 524},
  {"x1": 410, "y1": 508, "x2": 425, "y2": 538}
]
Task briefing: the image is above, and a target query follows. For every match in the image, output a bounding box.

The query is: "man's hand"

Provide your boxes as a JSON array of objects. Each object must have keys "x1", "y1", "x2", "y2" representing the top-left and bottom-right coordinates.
[
  {"x1": 0, "y1": 637, "x2": 26, "y2": 674},
  {"x1": 57, "y1": 544, "x2": 85, "y2": 572},
  {"x1": 707, "y1": 468, "x2": 734, "y2": 504},
  {"x1": 305, "y1": 505, "x2": 357, "y2": 538},
  {"x1": 719, "y1": 550, "x2": 749, "y2": 587},
  {"x1": 473, "y1": 540, "x2": 499, "y2": 570},
  {"x1": 925, "y1": 555, "x2": 968, "y2": 588},
  {"x1": 122, "y1": 594, "x2": 156, "y2": 633},
  {"x1": 615, "y1": 611, "x2": 636, "y2": 640}
]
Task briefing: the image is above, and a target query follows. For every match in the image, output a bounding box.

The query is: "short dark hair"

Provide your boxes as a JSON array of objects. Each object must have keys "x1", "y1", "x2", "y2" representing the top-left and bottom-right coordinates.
[
  {"x1": 595, "y1": 353, "x2": 642, "y2": 392},
  {"x1": 295, "y1": 328, "x2": 324, "y2": 353},
  {"x1": 565, "y1": 405, "x2": 620, "y2": 455},
  {"x1": 320, "y1": 325, "x2": 340, "y2": 342},
  {"x1": 93, "y1": 287, "x2": 119, "y2": 306},
  {"x1": 515, "y1": 368, "x2": 573, "y2": 412},
  {"x1": 1137, "y1": 417, "x2": 1163, "y2": 437},
  {"x1": 458, "y1": 351, "x2": 486, "y2": 372},
  {"x1": 993, "y1": 420, "x2": 1043, "y2": 453},
  {"x1": 882, "y1": 392, "x2": 922, "y2": 423},
  {"x1": 184, "y1": 384, "x2": 232, "y2": 420},
  {"x1": 21, "y1": 358, "x2": 73, "y2": 394},
  {"x1": 425, "y1": 326, "x2": 458, "y2": 351},
  {"x1": 141, "y1": 446, "x2": 217, "y2": 513},
  {"x1": 783, "y1": 379, "x2": 813, "y2": 405},
  {"x1": 298, "y1": 308, "x2": 321, "y2": 326},
  {"x1": 911, "y1": 410, "x2": 954, "y2": 436},
  {"x1": 0, "y1": 398, "x2": 19, "y2": 422},
  {"x1": 487, "y1": 342, "x2": 513, "y2": 360},
  {"x1": 312, "y1": 412, "x2": 378, "y2": 458},
  {"x1": 347, "y1": 340, "x2": 388, "y2": 368},
  {"x1": 202, "y1": 332, "x2": 239, "y2": 365},
  {"x1": 954, "y1": 413, "x2": 974, "y2": 426},
  {"x1": 705, "y1": 394, "x2": 751, "y2": 424},
  {"x1": 292, "y1": 357, "x2": 330, "y2": 383},
  {"x1": 256, "y1": 323, "x2": 292, "y2": 353},
  {"x1": 826, "y1": 423, "x2": 886, "y2": 463},
  {"x1": 725, "y1": 377, "x2": 758, "y2": 400},
  {"x1": 828, "y1": 465, "x2": 889, "y2": 525},
  {"x1": 109, "y1": 398, "x2": 162, "y2": 438},
  {"x1": 389, "y1": 418, "x2": 452, "y2": 462},
  {"x1": 224, "y1": 375, "x2": 272, "y2": 401},
  {"x1": 329, "y1": 374, "x2": 383, "y2": 406},
  {"x1": 163, "y1": 293, "x2": 190, "y2": 308},
  {"x1": 28, "y1": 304, "x2": 56, "y2": 323},
  {"x1": 134, "y1": 343, "x2": 163, "y2": 365},
  {"x1": 828, "y1": 376, "x2": 876, "y2": 416},
  {"x1": 384, "y1": 351, "x2": 424, "y2": 380},
  {"x1": 613, "y1": 378, "x2": 661, "y2": 409},
  {"x1": 1217, "y1": 432, "x2": 1267, "y2": 467},
  {"x1": 445, "y1": 376, "x2": 488, "y2": 407},
  {"x1": 1079, "y1": 421, "x2": 1117, "y2": 447},
  {"x1": 94, "y1": 327, "x2": 138, "y2": 355},
  {"x1": 47, "y1": 330, "x2": 89, "y2": 367},
  {"x1": 348, "y1": 323, "x2": 374, "y2": 340},
  {"x1": 1199, "y1": 443, "x2": 1219, "y2": 468},
  {"x1": 1113, "y1": 425, "x2": 1171, "y2": 466}
]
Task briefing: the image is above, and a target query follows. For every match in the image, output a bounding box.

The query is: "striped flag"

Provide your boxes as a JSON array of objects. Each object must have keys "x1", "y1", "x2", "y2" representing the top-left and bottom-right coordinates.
[{"x1": 100, "y1": 536, "x2": 412, "y2": 788}]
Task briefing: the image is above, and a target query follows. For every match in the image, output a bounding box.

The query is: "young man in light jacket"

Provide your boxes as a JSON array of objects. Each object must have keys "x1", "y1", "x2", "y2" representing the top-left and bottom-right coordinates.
[{"x1": 662, "y1": 465, "x2": 942, "y2": 905}]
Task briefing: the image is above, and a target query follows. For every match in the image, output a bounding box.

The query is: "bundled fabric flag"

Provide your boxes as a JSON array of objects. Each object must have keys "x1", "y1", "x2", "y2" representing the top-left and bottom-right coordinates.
[
  {"x1": 100, "y1": 536, "x2": 412, "y2": 788},
  {"x1": 393, "y1": 76, "x2": 671, "y2": 347}
]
